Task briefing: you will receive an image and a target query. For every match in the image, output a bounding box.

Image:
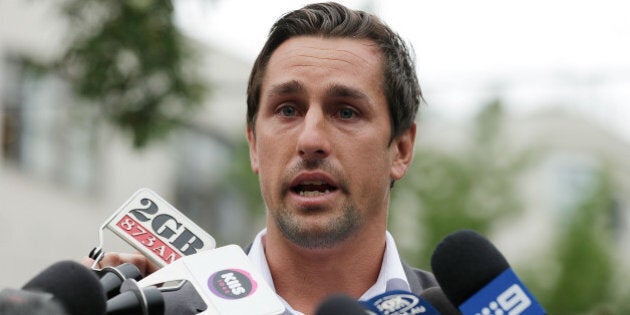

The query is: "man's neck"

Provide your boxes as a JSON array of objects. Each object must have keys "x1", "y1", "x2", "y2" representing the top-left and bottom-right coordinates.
[{"x1": 263, "y1": 227, "x2": 386, "y2": 315}]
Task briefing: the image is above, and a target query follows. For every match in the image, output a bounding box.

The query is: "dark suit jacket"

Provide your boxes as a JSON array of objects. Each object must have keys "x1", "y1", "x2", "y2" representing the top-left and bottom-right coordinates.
[{"x1": 403, "y1": 261, "x2": 439, "y2": 294}]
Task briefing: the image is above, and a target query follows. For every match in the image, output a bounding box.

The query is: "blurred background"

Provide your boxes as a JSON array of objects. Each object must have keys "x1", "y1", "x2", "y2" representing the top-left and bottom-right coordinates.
[{"x1": 1, "y1": 0, "x2": 629, "y2": 313}]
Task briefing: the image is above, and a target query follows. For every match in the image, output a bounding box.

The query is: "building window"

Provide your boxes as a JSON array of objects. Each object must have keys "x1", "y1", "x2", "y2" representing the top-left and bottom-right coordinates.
[{"x1": 1, "y1": 56, "x2": 99, "y2": 194}]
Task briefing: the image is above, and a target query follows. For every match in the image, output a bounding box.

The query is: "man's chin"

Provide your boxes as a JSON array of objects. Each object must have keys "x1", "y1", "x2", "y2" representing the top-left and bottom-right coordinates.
[
  {"x1": 285, "y1": 230, "x2": 351, "y2": 249},
  {"x1": 275, "y1": 215, "x2": 360, "y2": 249}
]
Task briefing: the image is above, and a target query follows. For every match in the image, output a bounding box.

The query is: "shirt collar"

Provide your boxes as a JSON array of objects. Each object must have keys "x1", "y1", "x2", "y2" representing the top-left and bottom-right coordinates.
[{"x1": 247, "y1": 229, "x2": 410, "y2": 314}]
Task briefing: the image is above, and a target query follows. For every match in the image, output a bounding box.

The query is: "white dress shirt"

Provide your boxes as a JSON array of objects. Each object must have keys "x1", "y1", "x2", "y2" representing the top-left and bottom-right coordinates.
[{"x1": 247, "y1": 229, "x2": 410, "y2": 315}]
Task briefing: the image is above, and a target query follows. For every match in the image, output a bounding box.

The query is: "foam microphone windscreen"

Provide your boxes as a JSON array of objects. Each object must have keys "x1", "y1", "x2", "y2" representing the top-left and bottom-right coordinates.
[
  {"x1": 430, "y1": 229, "x2": 509, "y2": 306},
  {"x1": 315, "y1": 294, "x2": 367, "y2": 315},
  {"x1": 420, "y1": 287, "x2": 461, "y2": 315},
  {"x1": 22, "y1": 260, "x2": 107, "y2": 315}
]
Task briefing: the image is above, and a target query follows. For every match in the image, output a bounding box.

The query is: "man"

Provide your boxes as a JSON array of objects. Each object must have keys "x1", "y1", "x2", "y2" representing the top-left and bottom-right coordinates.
[{"x1": 84, "y1": 2, "x2": 437, "y2": 314}]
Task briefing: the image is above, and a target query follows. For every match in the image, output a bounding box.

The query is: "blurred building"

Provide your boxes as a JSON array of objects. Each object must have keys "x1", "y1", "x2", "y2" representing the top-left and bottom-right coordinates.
[
  {"x1": 417, "y1": 107, "x2": 630, "y2": 265},
  {"x1": 0, "y1": 0, "x2": 255, "y2": 287}
]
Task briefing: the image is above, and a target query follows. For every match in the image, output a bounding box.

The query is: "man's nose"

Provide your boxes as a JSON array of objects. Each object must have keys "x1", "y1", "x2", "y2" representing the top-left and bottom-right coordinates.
[{"x1": 297, "y1": 108, "x2": 331, "y2": 161}]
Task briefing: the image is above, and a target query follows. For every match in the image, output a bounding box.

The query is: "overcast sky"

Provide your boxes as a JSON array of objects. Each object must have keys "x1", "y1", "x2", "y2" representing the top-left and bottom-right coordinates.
[{"x1": 174, "y1": 0, "x2": 630, "y2": 140}]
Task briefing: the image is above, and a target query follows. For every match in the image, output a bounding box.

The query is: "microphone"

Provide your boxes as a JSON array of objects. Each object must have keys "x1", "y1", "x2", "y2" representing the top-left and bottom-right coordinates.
[
  {"x1": 431, "y1": 230, "x2": 546, "y2": 315},
  {"x1": 106, "y1": 279, "x2": 164, "y2": 315},
  {"x1": 88, "y1": 189, "x2": 283, "y2": 314},
  {"x1": 90, "y1": 188, "x2": 217, "y2": 269},
  {"x1": 315, "y1": 294, "x2": 369, "y2": 315},
  {"x1": 1, "y1": 260, "x2": 107, "y2": 315},
  {"x1": 360, "y1": 290, "x2": 439, "y2": 315},
  {"x1": 419, "y1": 287, "x2": 461, "y2": 315},
  {"x1": 136, "y1": 244, "x2": 285, "y2": 315},
  {"x1": 96, "y1": 263, "x2": 143, "y2": 299}
]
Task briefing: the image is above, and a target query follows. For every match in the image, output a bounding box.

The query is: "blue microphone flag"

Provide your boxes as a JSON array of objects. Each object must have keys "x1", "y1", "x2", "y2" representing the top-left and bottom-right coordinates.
[
  {"x1": 459, "y1": 269, "x2": 545, "y2": 315},
  {"x1": 361, "y1": 290, "x2": 440, "y2": 315}
]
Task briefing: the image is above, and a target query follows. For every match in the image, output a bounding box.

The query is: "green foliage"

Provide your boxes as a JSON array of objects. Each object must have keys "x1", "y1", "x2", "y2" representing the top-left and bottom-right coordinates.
[
  {"x1": 391, "y1": 100, "x2": 629, "y2": 313},
  {"x1": 21, "y1": 0, "x2": 206, "y2": 148},
  {"x1": 542, "y1": 170, "x2": 616, "y2": 314},
  {"x1": 223, "y1": 139, "x2": 265, "y2": 219},
  {"x1": 392, "y1": 100, "x2": 535, "y2": 267}
]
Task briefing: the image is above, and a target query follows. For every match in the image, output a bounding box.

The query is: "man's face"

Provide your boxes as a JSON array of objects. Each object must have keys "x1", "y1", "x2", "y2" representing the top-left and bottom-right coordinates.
[{"x1": 247, "y1": 36, "x2": 415, "y2": 248}]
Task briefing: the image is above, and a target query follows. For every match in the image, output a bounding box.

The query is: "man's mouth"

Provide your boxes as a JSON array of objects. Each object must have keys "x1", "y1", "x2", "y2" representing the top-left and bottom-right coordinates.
[{"x1": 291, "y1": 180, "x2": 338, "y2": 197}]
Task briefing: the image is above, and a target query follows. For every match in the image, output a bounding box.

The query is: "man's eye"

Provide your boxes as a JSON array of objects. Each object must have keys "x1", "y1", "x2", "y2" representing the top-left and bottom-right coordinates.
[
  {"x1": 280, "y1": 106, "x2": 297, "y2": 117},
  {"x1": 339, "y1": 108, "x2": 356, "y2": 119}
]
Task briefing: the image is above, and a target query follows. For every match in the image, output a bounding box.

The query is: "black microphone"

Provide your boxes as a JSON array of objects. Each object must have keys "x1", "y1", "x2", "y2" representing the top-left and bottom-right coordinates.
[
  {"x1": 96, "y1": 263, "x2": 143, "y2": 299},
  {"x1": 360, "y1": 290, "x2": 440, "y2": 315},
  {"x1": 106, "y1": 279, "x2": 164, "y2": 315},
  {"x1": 431, "y1": 229, "x2": 546, "y2": 315},
  {"x1": 12, "y1": 260, "x2": 107, "y2": 315},
  {"x1": 419, "y1": 287, "x2": 461, "y2": 315},
  {"x1": 315, "y1": 294, "x2": 368, "y2": 315},
  {"x1": 315, "y1": 290, "x2": 447, "y2": 315}
]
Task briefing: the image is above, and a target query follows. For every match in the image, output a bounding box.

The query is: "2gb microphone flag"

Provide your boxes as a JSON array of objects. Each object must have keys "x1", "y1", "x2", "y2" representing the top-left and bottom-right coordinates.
[{"x1": 99, "y1": 188, "x2": 216, "y2": 267}]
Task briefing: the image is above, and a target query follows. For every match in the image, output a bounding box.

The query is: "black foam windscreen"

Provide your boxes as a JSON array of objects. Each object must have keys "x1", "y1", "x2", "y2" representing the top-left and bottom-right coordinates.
[
  {"x1": 420, "y1": 287, "x2": 461, "y2": 315},
  {"x1": 430, "y1": 229, "x2": 510, "y2": 306},
  {"x1": 315, "y1": 294, "x2": 367, "y2": 315},
  {"x1": 22, "y1": 260, "x2": 106, "y2": 315}
]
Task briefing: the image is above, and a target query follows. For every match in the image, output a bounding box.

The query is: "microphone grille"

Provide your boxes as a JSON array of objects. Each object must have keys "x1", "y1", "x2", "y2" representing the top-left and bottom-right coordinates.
[
  {"x1": 430, "y1": 229, "x2": 509, "y2": 306},
  {"x1": 23, "y1": 260, "x2": 106, "y2": 315}
]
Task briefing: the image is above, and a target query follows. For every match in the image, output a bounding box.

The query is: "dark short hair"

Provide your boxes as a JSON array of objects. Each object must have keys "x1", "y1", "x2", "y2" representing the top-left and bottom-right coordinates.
[{"x1": 246, "y1": 2, "x2": 422, "y2": 141}]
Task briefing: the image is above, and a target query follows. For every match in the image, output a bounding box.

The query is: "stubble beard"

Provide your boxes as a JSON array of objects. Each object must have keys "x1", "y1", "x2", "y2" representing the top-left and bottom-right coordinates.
[
  {"x1": 270, "y1": 159, "x2": 362, "y2": 249},
  {"x1": 273, "y1": 200, "x2": 361, "y2": 249}
]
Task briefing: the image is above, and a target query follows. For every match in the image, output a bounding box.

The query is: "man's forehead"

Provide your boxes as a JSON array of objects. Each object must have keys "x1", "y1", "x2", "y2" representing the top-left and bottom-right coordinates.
[
  {"x1": 261, "y1": 36, "x2": 384, "y2": 94},
  {"x1": 267, "y1": 36, "x2": 382, "y2": 68}
]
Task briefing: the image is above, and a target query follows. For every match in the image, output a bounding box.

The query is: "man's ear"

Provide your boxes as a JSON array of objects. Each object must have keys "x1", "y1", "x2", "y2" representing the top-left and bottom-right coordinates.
[
  {"x1": 247, "y1": 126, "x2": 259, "y2": 174},
  {"x1": 390, "y1": 123, "x2": 416, "y2": 181}
]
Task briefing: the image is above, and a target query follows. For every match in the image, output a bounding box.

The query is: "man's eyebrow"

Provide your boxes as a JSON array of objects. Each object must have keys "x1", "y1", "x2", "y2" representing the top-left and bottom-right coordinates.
[
  {"x1": 267, "y1": 80, "x2": 305, "y2": 97},
  {"x1": 266, "y1": 81, "x2": 370, "y2": 101},
  {"x1": 326, "y1": 84, "x2": 369, "y2": 101}
]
